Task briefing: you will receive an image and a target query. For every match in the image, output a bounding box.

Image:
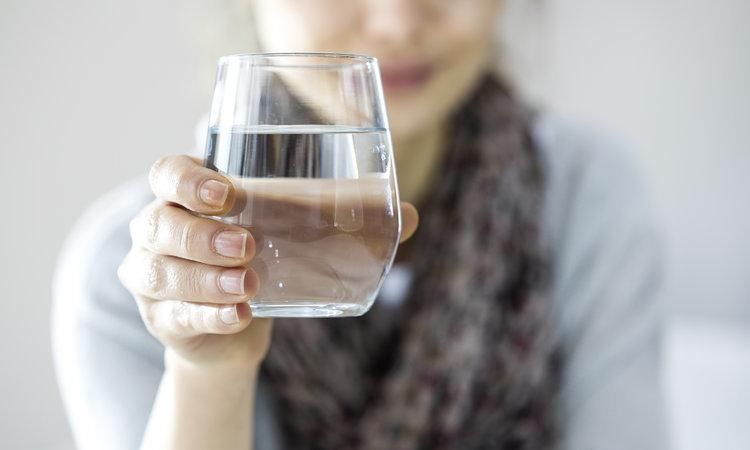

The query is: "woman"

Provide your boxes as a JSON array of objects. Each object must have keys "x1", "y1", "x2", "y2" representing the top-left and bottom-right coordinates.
[{"x1": 52, "y1": 0, "x2": 667, "y2": 449}]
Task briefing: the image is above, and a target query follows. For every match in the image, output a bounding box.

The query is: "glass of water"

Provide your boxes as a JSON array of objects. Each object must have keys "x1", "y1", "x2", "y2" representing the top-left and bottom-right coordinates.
[{"x1": 204, "y1": 53, "x2": 401, "y2": 318}]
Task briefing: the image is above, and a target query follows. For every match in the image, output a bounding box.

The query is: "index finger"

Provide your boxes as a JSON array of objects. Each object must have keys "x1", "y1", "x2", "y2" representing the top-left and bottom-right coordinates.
[{"x1": 149, "y1": 155, "x2": 236, "y2": 214}]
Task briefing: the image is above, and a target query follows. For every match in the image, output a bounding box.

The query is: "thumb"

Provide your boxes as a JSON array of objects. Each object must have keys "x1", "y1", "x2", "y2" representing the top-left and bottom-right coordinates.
[{"x1": 399, "y1": 202, "x2": 419, "y2": 243}]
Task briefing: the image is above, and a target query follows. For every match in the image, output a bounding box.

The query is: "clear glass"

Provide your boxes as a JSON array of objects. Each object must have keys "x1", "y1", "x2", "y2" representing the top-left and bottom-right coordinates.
[{"x1": 204, "y1": 53, "x2": 401, "y2": 318}]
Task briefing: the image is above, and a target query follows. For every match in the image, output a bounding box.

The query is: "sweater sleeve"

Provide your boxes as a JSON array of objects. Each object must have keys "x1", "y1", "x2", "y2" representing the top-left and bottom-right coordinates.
[
  {"x1": 535, "y1": 117, "x2": 670, "y2": 450},
  {"x1": 51, "y1": 179, "x2": 164, "y2": 450},
  {"x1": 51, "y1": 178, "x2": 282, "y2": 450}
]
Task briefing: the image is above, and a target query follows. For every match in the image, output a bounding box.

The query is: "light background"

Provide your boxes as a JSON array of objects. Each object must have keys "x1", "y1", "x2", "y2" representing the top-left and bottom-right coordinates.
[{"x1": 0, "y1": 0, "x2": 748, "y2": 449}]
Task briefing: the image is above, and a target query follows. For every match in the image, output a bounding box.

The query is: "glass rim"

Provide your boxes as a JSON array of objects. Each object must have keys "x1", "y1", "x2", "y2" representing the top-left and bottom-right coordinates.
[{"x1": 218, "y1": 52, "x2": 377, "y2": 68}]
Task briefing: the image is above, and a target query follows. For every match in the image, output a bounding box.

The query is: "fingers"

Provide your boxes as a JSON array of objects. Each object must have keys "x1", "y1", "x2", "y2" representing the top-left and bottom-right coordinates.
[
  {"x1": 130, "y1": 200, "x2": 255, "y2": 267},
  {"x1": 118, "y1": 248, "x2": 259, "y2": 303},
  {"x1": 149, "y1": 155, "x2": 236, "y2": 215},
  {"x1": 399, "y1": 201, "x2": 419, "y2": 243},
  {"x1": 135, "y1": 296, "x2": 252, "y2": 338}
]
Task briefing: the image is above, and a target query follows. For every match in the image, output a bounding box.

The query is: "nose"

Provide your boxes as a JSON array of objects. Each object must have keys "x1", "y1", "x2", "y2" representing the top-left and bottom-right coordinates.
[{"x1": 363, "y1": 0, "x2": 426, "y2": 47}]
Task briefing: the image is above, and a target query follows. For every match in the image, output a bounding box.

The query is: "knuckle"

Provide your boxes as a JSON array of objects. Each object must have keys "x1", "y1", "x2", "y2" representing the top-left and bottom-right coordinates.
[
  {"x1": 178, "y1": 218, "x2": 199, "y2": 255},
  {"x1": 117, "y1": 251, "x2": 136, "y2": 290},
  {"x1": 129, "y1": 201, "x2": 160, "y2": 243},
  {"x1": 142, "y1": 252, "x2": 168, "y2": 295},
  {"x1": 175, "y1": 166, "x2": 202, "y2": 204},
  {"x1": 172, "y1": 301, "x2": 192, "y2": 331},
  {"x1": 135, "y1": 298, "x2": 159, "y2": 335},
  {"x1": 200, "y1": 304, "x2": 214, "y2": 331},
  {"x1": 150, "y1": 155, "x2": 195, "y2": 201},
  {"x1": 182, "y1": 264, "x2": 206, "y2": 298},
  {"x1": 148, "y1": 156, "x2": 170, "y2": 190},
  {"x1": 142, "y1": 206, "x2": 163, "y2": 248},
  {"x1": 189, "y1": 303, "x2": 208, "y2": 332}
]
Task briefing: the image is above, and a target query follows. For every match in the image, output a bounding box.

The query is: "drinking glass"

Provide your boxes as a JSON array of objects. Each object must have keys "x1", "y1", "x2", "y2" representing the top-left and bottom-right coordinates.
[{"x1": 203, "y1": 53, "x2": 401, "y2": 318}]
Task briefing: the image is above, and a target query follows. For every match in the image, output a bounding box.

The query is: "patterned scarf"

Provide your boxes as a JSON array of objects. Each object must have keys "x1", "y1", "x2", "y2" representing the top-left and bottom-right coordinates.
[{"x1": 261, "y1": 75, "x2": 560, "y2": 449}]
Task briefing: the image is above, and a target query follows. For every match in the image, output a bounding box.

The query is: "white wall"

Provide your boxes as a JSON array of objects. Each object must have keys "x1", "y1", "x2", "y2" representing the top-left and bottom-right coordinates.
[
  {"x1": 507, "y1": 1, "x2": 750, "y2": 448},
  {"x1": 534, "y1": 0, "x2": 750, "y2": 318},
  {"x1": 0, "y1": 1, "x2": 211, "y2": 448},
  {"x1": 0, "y1": 1, "x2": 747, "y2": 449}
]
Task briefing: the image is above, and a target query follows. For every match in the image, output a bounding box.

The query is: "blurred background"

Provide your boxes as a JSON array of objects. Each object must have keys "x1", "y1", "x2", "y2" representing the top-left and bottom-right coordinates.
[{"x1": 1, "y1": 0, "x2": 748, "y2": 448}]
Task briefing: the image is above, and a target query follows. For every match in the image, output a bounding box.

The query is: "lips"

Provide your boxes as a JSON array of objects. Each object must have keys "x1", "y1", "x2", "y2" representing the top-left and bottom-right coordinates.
[{"x1": 379, "y1": 61, "x2": 433, "y2": 93}]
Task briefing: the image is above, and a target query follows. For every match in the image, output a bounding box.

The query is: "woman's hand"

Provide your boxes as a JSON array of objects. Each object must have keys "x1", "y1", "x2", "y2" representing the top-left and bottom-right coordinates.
[
  {"x1": 118, "y1": 155, "x2": 419, "y2": 373},
  {"x1": 118, "y1": 155, "x2": 272, "y2": 372}
]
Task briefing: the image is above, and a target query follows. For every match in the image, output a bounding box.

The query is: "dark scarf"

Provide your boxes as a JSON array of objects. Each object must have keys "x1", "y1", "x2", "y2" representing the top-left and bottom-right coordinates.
[{"x1": 261, "y1": 75, "x2": 560, "y2": 449}]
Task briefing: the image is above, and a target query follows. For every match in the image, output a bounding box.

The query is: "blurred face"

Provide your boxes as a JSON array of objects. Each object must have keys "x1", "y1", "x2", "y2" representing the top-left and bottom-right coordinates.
[{"x1": 253, "y1": 0, "x2": 501, "y2": 142}]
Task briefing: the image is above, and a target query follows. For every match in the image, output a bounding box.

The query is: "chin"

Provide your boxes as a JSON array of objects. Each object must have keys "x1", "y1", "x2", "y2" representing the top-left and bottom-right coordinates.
[
  {"x1": 384, "y1": 62, "x2": 478, "y2": 142},
  {"x1": 384, "y1": 90, "x2": 442, "y2": 141},
  {"x1": 386, "y1": 108, "x2": 431, "y2": 142}
]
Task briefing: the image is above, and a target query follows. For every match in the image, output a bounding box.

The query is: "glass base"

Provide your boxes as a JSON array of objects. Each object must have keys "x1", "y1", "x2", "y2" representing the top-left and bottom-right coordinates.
[{"x1": 249, "y1": 301, "x2": 369, "y2": 318}]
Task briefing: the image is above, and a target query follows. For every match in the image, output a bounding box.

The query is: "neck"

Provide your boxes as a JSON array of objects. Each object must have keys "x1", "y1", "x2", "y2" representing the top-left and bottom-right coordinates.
[{"x1": 392, "y1": 121, "x2": 447, "y2": 205}]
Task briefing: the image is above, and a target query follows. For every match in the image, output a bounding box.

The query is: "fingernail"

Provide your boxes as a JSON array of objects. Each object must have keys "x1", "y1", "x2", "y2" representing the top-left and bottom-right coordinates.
[
  {"x1": 219, "y1": 269, "x2": 246, "y2": 295},
  {"x1": 214, "y1": 231, "x2": 247, "y2": 258},
  {"x1": 199, "y1": 179, "x2": 229, "y2": 208},
  {"x1": 219, "y1": 305, "x2": 239, "y2": 325}
]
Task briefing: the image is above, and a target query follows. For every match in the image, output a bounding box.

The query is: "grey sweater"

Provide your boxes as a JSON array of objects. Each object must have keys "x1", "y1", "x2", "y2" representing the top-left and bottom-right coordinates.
[{"x1": 52, "y1": 113, "x2": 668, "y2": 450}]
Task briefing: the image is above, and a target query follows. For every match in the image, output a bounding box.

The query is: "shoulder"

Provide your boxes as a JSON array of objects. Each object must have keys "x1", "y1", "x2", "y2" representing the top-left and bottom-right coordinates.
[
  {"x1": 530, "y1": 115, "x2": 668, "y2": 448},
  {"x1": 55, "y1": 177, "x2": 152, "y2": 290},
  {"x1": 530, "y1": 112, "x2": 665, "y2": 344},
  {"x1": 530, "y1": 112, "x2": 659, "y2": 253},
  {"x1": 51, "y1": 178, "x2": 169, "y2": 449},
  {"x1": 52, "y1": 177, "x2": 154, "y2": 344}
]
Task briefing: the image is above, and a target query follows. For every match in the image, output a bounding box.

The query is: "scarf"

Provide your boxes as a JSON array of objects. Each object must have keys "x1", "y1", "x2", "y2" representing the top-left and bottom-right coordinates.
[{"x1": 261, "y1": 75, "x2": 560, "y2": 449}]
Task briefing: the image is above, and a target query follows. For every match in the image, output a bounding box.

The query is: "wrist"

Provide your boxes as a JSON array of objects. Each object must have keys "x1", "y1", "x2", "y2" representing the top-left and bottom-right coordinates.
[
  {"x1": 144, "y1": 349, "x2": 256, "y2": 450},
  {"x1": 164, "y1": 348, "x2": 260, "y2": 383}
]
